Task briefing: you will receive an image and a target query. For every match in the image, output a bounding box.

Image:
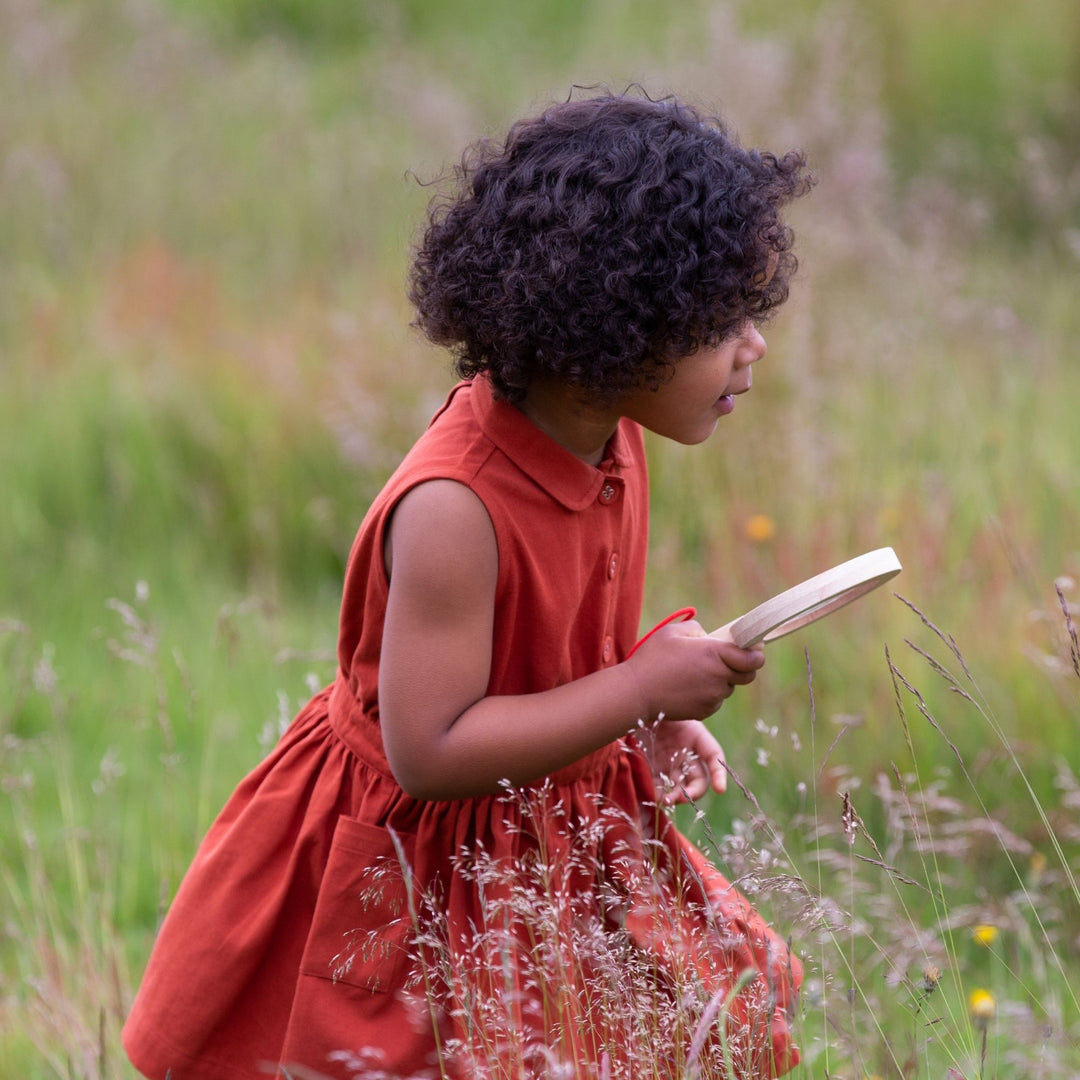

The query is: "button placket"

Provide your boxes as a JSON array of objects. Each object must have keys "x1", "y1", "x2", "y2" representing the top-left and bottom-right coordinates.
[{"x1": 596, "y1": 472, "x2": 626, "y2": 666}]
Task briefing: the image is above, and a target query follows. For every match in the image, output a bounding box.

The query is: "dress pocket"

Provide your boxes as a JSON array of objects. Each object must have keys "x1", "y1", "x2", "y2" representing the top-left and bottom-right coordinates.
[{"x1": 298, "y1": 815, "x2": 416, "y2": 993}]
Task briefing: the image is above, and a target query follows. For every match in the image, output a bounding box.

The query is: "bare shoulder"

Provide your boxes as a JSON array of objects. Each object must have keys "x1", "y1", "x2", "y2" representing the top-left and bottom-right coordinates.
[{"x1": 384, "y1": 479, "x2": 497, "y2": 600}]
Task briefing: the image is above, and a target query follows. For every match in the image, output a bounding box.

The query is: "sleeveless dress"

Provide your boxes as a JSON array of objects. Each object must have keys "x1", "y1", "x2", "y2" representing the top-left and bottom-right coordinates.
[{"x1": 122, "y1": 376, "x2": 801, "y2": 1080}]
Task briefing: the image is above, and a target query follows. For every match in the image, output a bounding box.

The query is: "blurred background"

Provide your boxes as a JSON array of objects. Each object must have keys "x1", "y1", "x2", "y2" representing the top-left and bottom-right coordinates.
[{"x1": 1, "y1": 0, "x2": 1078, "y2": 1074}]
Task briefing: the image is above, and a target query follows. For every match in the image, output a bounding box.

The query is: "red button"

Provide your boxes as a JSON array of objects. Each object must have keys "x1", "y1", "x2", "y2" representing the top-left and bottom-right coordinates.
[
  {"x1": 602, "y1": 635, "x2": 614, "y2": 662},
  {"x1": 607, "y1": 552, "x2": 619, "y2": 579},
  {"x1": 599, "y1": 483, "x2": 616, "y2": 504}
]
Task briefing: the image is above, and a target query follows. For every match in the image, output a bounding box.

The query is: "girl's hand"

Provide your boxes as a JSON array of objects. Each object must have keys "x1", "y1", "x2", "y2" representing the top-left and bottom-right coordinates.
[
  {"x1": 623, "y1": 618, "x2": 765, "y2": 724},
  {"x1": 641, "y1": 719, "x2": 726, "y2": 805}
]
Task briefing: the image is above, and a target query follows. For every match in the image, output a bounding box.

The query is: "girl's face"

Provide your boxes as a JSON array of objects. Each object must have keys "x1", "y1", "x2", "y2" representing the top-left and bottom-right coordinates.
[{"x1": 619, "y1": 322, "x2": 767, "y2": 444}]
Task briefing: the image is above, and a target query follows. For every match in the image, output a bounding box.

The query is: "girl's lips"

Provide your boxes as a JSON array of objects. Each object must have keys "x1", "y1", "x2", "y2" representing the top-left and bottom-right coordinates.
[{"x1": 715, "y1": 394, "x2": 735, "y2": 415}]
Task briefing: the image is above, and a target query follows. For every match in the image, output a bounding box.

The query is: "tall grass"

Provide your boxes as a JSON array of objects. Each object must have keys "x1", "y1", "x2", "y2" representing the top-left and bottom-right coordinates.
[
  {"x1": 5, "y1": 589, "x2": 1076, "y2": 1077},
  {"x1": 1, "y1": 0, "x2": 1078, "y2": 1075}
]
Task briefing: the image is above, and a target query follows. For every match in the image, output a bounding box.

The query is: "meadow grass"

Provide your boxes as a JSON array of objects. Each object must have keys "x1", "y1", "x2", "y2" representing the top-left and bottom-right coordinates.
[
  {"x1": 4, "y1": 582, "x2": 1077, "y2": 1077},
  {"x1": 2, "y1": 0, "x2": 1078, "y2": 1075}
]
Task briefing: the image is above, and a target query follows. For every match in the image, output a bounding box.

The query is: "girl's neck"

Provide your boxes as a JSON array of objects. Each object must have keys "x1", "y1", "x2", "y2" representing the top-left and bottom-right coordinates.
[{"x1": 515, "y1": 379, "x2": 619, "y2": 467}]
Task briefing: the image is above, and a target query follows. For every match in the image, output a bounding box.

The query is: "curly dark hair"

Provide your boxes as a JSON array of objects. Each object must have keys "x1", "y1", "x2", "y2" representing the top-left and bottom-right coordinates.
[{"x1": 409, "y1": 89, "x2": 813, "y2": 405}]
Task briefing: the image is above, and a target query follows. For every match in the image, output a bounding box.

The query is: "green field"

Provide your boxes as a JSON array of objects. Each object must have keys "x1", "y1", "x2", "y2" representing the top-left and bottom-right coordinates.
[{"x1": 2, "y1": 0, "x2": 1079, "y2": 1075}]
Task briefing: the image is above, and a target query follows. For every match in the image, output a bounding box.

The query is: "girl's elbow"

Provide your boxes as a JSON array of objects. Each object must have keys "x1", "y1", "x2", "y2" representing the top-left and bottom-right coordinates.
[
  {"x1": 385, "y1": 741, "x2": 466, "y2": 801},
  {"x1": 387, "y1": 748, "x2": 497, "y2": 801},
  {"x1": 396, "y1": 775, "x2": 447, "y2": 802},
  {"x1": 382, "y1": 709, "x2": 482, "y2": 800},
  {"x1": 385, "y1": 751, "x2": 439, "y2": 800}
]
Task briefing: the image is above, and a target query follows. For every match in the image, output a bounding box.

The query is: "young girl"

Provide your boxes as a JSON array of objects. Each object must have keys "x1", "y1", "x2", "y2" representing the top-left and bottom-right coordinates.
[{"x1": 123, "y1": 90, "x2": 812, "y2": 1080}]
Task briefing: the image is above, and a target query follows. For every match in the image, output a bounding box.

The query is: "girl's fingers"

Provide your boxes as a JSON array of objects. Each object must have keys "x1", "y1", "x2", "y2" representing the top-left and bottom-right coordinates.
[
  {"x1": 673, "y1": 723, "x2": 727, "y2": 800},
  {"x1": 690, "y1": 723, "x2": 727, "y2": 795},
  {"x1": 708, "y1": 742, "x2": 728, "y2": 794},
  {"x1": 629, "y1": 620, "x2": 766, "y2": 724},
  {"x1": 717, "y1": 641, "x2": 766, "y2": 673},
  {"x1": 725, "y1": 669, "x2": 754, "y2": 687}
]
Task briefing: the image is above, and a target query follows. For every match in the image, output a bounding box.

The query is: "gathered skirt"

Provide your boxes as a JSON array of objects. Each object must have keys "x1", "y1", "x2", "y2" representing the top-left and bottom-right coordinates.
[{"x1": 122, "y1": 682, "x2": 801, "y2": 1080}]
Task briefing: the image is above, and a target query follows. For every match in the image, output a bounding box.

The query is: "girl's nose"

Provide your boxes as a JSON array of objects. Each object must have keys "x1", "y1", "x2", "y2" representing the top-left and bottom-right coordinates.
[{"x1": 738, "y1": 323, "x2": 767, "y2": 366}]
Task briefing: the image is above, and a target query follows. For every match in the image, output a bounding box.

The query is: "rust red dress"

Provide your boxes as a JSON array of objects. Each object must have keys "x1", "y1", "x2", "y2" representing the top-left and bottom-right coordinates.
[{"x1": 122, "y1": 377, "x2": 801, "y2": 1080}]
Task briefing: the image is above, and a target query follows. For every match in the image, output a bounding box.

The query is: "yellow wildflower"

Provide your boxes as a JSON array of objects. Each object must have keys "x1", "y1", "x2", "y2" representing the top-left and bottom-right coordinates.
[
  {"x1": 876, "y1": 504, "x2": 901, "y2": 532},
  {"x1": 744, "y1": 513, "x2": 776, "y2": 543},
  {"x1": 969, "y1": 988, "x2": 996, "y2": 1028},
  {"x1": 1029, "y1": 851, "x2": 1047, "y2": 885},
  {"x1": 972, "y1": 924, "x2": 999, "y2": 948}
]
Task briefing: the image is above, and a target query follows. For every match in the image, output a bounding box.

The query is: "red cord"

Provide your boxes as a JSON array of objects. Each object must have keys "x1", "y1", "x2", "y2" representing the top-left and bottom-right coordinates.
[{"x1": 626, "y1": 606, "x2": 697, "y2": 658}]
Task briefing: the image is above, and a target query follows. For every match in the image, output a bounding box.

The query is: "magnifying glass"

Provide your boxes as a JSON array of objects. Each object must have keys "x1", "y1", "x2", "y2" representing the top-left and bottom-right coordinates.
[
  {"x1": 628, "y1": 548, "x2": 902, "y2": 657},
  {"x1": 713, "y1": 546, "x2": 902, "y2": 648}
]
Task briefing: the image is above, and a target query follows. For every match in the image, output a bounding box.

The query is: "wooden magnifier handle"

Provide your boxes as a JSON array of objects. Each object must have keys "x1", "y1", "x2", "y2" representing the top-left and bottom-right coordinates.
[{"x1": 712, "y1": 547, "x2": 902, "y2": 649}]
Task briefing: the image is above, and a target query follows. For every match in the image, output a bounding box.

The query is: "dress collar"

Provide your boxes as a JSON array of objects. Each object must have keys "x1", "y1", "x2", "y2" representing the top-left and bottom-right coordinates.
[{"x1": 467, "y1": 376, "x2": 638, "y2": 511}]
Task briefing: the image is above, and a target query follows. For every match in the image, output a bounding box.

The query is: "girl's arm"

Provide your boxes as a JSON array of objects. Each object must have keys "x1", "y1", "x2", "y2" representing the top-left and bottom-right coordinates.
[{"x1": 378, "y1": 479, "x2": 762, "y2": 801}]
